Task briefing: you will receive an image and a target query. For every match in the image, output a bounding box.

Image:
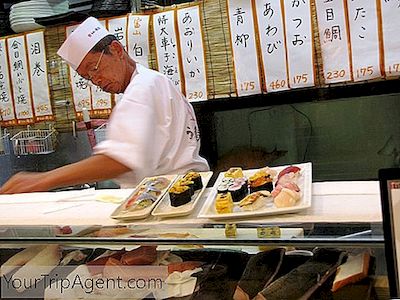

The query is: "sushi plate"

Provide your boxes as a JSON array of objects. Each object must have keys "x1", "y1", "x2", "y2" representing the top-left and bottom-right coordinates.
[
  {"x1": 110, "y1": 174, "x2": 177, "y2": 221},
  {"x1": 152, "y1": 171, "x2": 213, "y2": 218},
  {"x1": 198, "y1": 162, "x2": 312, "y2": 220}
]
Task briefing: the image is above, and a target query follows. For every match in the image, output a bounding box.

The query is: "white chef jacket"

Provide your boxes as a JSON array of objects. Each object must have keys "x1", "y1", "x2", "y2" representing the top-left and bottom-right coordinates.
[{"x1": 94, "y1": 64, "x2": 209, "y2": 188}]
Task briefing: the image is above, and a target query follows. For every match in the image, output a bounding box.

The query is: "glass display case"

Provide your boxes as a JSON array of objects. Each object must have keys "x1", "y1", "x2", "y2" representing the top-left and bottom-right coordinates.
[{"x1": 0, "y1": 221, "x2": 389, "y2": 300}]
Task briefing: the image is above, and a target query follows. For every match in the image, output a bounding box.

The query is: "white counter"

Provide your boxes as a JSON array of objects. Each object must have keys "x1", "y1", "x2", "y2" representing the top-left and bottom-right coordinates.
[{"x1": 0, "y1": 181, "x2": 381, "y2": 226}]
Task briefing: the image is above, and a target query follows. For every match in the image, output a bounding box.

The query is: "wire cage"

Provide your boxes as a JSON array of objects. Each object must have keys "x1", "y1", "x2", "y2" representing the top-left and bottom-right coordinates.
[
  {"x1": 94, "y1": 122, "x2": 107, "y2": 144},
  {"x1": 0, "y1": 130, "x2": 10, "y2": 156},
  {"x1": 10, "y1": 125, "x2": 57, "y2": 156}
]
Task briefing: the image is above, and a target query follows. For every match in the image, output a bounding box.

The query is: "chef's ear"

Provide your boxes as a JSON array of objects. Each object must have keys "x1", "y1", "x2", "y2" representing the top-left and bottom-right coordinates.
[{"x1": 108, "y1": 40, "x2": 124, "y2": 58}]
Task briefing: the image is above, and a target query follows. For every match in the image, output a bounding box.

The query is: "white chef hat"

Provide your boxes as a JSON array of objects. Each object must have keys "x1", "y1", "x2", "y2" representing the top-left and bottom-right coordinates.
[{"x1": 57, "y1": 17, "x2": 110, "y2": 70}]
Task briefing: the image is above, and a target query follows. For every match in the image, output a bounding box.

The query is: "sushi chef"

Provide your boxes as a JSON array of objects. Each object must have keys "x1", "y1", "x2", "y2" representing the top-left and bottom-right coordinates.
[{"x1": 0, "y1": 17, "x2": 209, "y2": 194}]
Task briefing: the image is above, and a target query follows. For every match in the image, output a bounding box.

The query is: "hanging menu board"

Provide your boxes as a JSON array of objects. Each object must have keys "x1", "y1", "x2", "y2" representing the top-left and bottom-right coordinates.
[
  {"x1": 177, "y1": 5, "x2": 208, "y2": 101},
  {"x1": 315, "y1": 0, "x2": 351, "y2": 84},
  {"x1": 26, "y1": 31, "x2": 54, "y2": 121},
  {"x1": 254, "y1": 0, "x2": 289, "y2": 92},
  {"x1": 107, "y1": 15, "x2": 128, "y2": 50},
  {"x1": 7, "y1": 35, "x2": 34, "y2": 124},
  {"x1": 346, "y1": 0, "x2": 381, "y2": 81},
  {"x1": 283, "y1": 0, "x2": 315, "y2": 89},
  {"x1": 380, "y1": 0, "x2": 400, "y2": 77},
  {"x1": 227, "y1": 0, "x2": 261, "y2": 97},
  {"x1": 90, "y1": 19, "x2": 112, "y2": 115},
  {"x1": 66, "y1": 24, "x2": 91, "y2": 116},
  {"x1": 0, "y1": 38, "x2": 16, "y2": 126},
  {"x1": 127, "y1": 14, "x2": 150, "y2": 68},
  {"x1": 153, "y1": 10, "x2": 183, "y2": 91}
]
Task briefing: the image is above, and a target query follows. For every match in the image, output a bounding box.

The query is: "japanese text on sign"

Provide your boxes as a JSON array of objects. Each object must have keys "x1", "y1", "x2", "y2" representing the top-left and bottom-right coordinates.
[
  {"x1": 380, "y1": 0, "x2": 400, "y2": 77},
  {"x1": 153, "y1": 10, "x2": 183, "y2": 90},
  {"x1": 315, "y1": 0, "x2": 351, "y2": 83},
  {"x1": 91, "y1": 19, "x2": 112, "y2": 113},
  {"x1": 227, "y1": 0, "x2": 261, "y2": 96},
  {"x1": 0, "y1": 38, "x2": 16, "y2": 124},
  {"x1": 66, "y1": 24, "x2": 92, "y2": 114},
  {"x1": 107, "y1": 16, "x2": 128, "y2": 50},
  {"x1": 6, "y1": 35, "x2": 34, "y2": 123},
  {"x1": 347, "y1": 0, "x2": 381, "y2": 81},
  {"x1": 254, "y1": 0, "x2": 289, "y2": 92},
  {"x1": 26, "y1": 31, "x2": 54, "y2": 120},
  {"x1": 177, "y1": 6, "x2": 208, "y2": 101},
  {"x1": 127, "y1": 14, "x2": 150, "y2": 67},
  {"x1": 283, "y1": 0, "x2": 315, "y2": 88}
]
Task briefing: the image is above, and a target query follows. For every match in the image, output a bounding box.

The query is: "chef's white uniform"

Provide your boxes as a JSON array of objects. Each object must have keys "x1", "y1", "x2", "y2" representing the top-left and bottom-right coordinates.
[{"x1": 94, "y1": 64, "x2": 209, "y2": 187}]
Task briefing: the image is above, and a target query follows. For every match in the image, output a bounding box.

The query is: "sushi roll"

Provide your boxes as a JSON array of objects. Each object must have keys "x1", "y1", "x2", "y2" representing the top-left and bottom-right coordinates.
[
  {"x1": 249, "y1": 169, "x2": 274, "y2": 193},
  {"x1": 177, "y1": 178, "x2": 195, "y2": 195},
  {"x1": 217, "y1": 177, "x2": 234, "y2": 193},
  {"x1": 183, "y1": 172, "x2": 203, "y2": 191},
  {"x1": 228, "y1": 179, "x2": 248, "y2": 202},
  {"x1": 169, "y1": 184, "x2": 192, "y2": 207}
]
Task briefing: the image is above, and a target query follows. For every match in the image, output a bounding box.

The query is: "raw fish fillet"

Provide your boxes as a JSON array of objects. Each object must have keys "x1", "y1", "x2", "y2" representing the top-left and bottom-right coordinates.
[
  {"x1": 255, "y1": 248, "x2": 346, "y2": 300},
  {"x1": 11, "y1": 245, "x2": 62, "y2": 293},
  {"x1": 233, "y1": 248, "x2": 285, "y2": 300},
  {"x1": 1, "y1": 245, "x2": 46, "y2": 277},
  {"x1": 121, "y1": 246, "x2": 157, "y2": 265}
]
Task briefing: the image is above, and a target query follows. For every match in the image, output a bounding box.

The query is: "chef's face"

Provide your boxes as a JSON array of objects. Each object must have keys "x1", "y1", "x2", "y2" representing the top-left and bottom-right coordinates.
[{"x1": 77, "y1": 41, "x2": 127, "y2": 94}]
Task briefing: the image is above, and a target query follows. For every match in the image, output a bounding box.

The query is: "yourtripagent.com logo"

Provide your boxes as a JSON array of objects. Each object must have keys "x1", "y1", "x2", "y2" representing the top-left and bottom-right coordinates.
[{"x1": 1, "y1": 265, "x2": 173, "y2": 299}]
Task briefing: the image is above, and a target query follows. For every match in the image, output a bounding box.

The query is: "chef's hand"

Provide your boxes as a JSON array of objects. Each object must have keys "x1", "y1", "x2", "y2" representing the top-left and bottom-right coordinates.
[{"x1": 0, "y1": 171, "x2": 51, "y2": 194}]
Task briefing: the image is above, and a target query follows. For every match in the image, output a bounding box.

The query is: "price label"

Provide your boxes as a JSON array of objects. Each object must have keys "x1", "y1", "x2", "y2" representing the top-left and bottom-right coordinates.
[
  {"x1": 269, "y1": 79, "x2": 287, "y2": 91},
  {"x1": 240, "y1": 81, "x2": 256, "y2": 92},
  {"x1": 355, "y1": 66, "x2": 374, "y2": 79},
  {"x1": 0, "y1": 107, "x2": 12, "y2": 117},
  {"x1": 326, "y1": 69, "x2": 346, "y2": 80},
  {"x1": 35, "y1": 104, "x2": 50, "y2": 114},
  {"x1": 187, "y1": 91, "x2": 204, "y2": 101},
  {"x1": 18, "y1": 110, "x2": 30, "y2": 118},
  {"x1": 293, "y1": 73, "x2": 309, "y2": 85},
  {"x1": 388, "y1": 63, "x2": 400, "y2": 75},
  {"x1": 257, "y1": 226, "x2": 281, "y2": 238},
  {"x1": 77, "y1": 99, "x2": 91, "y2": 110}
]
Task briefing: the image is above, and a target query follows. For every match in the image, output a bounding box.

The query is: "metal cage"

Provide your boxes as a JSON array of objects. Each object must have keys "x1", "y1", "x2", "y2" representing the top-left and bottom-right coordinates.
[
  {"x1": 94, "y1": 122, "x2": 107, "y2": 144},
  {"x1": 0, "y1": 130, "x2": 10, "y2": 156},
  {"x1": 10, "y1": 126, "x2": 57, "y2": 156}
]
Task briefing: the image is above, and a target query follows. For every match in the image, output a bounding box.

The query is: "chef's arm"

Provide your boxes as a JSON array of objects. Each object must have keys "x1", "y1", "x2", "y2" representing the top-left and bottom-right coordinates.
[{"x1": 0, "y1": 154, "x2": 131, "y2": 194}]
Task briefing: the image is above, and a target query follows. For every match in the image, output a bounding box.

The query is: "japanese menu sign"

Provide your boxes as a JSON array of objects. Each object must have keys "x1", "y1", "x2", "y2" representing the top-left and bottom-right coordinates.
[
  {"x1": 128, "y1": 14, "x2": 150, "y2": 68},
  {"x1": 346, "y1": 0, "x2": 381, "y2": 81},
  {"x1": 315, "y1": 0, "x2": 351, "y2": 84},
  {"x1": 26, "y1": 31, "x2": 54, "y2": 121},
  {"x1": 0, "y1": 38, "x2": 16, "y2": 125},
  {"x1": 177, "y1": 5, "x2": 208, "y2": 101},
  {"x1": 227, "y1": 0, "x2": 261, "y2": 97},
  {"x1": 254, "y1": 0, "x2": 289, "y2": 92},
  {"x1": 66, "y1": 24, "x2": 91, "y2": 115},
  {"x1": 7, "y1": 35, "x2": 34, "y2": 124},
  {"x1": 380, "y1": 0, "x2": 400, "y2": 77},
  {"x1": 107, "y1": 15, "x2": 128, "y2": 50},
  {"x1": 153, "y1": 10, "x2": 183, "y2": 91},
  {"x1": 90, "y1": 19, "x2": 112, "y2": 115},
  {"x1": 283, "y1": 0, "x2": 315, "y2": 88}
]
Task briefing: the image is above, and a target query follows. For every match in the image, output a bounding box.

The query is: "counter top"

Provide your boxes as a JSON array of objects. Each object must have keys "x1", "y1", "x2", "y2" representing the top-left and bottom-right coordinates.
[{"x1": 0, "y1": 181, "x2": 382, "y2": 227}]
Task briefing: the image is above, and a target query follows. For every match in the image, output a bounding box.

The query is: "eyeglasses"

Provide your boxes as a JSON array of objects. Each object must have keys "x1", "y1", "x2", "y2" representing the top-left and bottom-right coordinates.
[{"x1": 86, "y1": 49, "x2": 105, "y2": 81}]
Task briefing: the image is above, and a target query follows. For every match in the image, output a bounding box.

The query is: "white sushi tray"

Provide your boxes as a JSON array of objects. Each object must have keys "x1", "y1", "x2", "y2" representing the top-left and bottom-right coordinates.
[
  {"x1": 198, "y1": 162, "x2": 312, "y2": 220},
  {"x1": 110, "y1": 174, "x2": 177, "y2": 220},
  {"x1": 152, "y1": 171, "x2": 213, "y2": 218}
]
